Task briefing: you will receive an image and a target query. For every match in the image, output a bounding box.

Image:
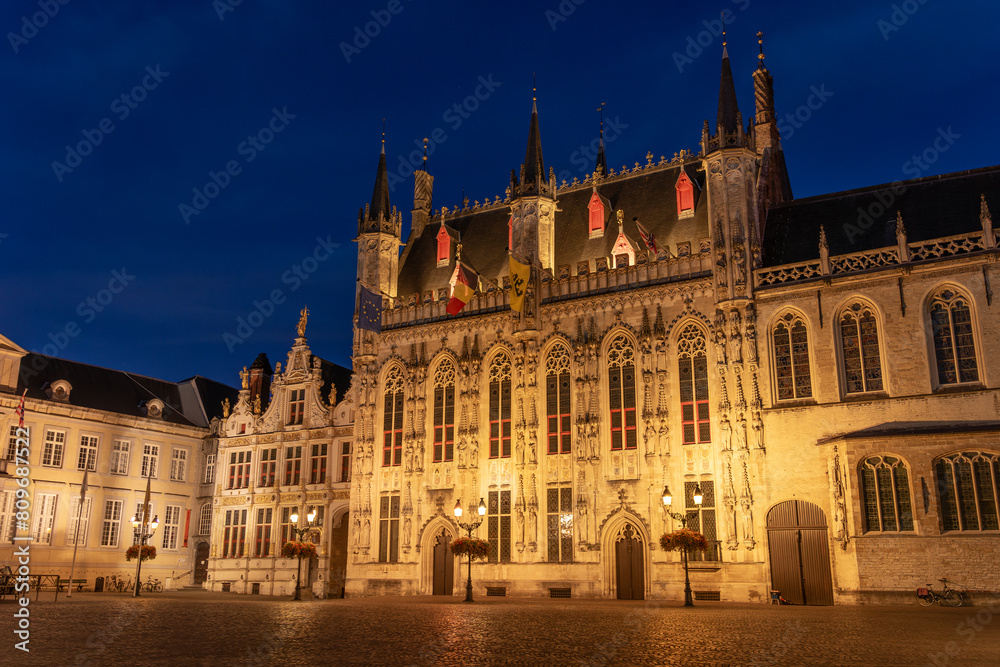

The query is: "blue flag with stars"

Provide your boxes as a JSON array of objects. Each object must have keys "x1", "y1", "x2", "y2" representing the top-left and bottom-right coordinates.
[{"x1": 358, "y1": 285, "x2": 382, "y2": 333}]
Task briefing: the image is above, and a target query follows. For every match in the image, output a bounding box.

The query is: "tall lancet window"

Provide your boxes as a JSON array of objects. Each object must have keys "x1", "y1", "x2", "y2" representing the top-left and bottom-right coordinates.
[
  {"x1": 382, "y1": 366, "x2": 404, "y2": 467},
  {"x1": 489, "y1": 352, "x2": 512, "y2": 458},
  {"x1": 433, "y1": 360, "x2": 456, "y2": 463},
  {"x1": 677, "y1": 324, "x2": 710, "y2": 444},
  {"x1": 839, "y1": 302, "x2": 883, "y2": 394},
  {"x1": 607, "y1": 334, "x2": 637, "y2": 451},
  {"x1": 546, "y1": 343, "x2": 572, "y2": 455},
  {"x1": 929, "y1": 289, "x2": 979, "y2": 385},
  {"x1": 773, "y1": 313, "x2": 812, "y2": 400}
]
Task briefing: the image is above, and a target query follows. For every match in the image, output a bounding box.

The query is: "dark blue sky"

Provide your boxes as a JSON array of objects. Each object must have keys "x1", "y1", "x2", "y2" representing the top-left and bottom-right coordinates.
[{"x1": 2, "y1": 0, "x2": 997, "y2": 387}]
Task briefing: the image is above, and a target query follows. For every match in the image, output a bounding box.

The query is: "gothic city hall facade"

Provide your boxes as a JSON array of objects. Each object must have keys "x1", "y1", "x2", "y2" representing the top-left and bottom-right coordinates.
[{"x1": 344, "y1": 45, "x2": 1000, "y2": 604}]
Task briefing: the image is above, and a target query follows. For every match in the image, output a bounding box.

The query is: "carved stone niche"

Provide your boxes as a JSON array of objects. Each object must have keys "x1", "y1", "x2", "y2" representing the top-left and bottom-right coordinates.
[
  {"x1": 699, "y1": 238, "x2": 711, "y2": 254},
  {"x1": 677, "y1": 242, "x2": 691, "y2": 258},
  {"x1": 577, "y1": 261, "x2": 590, "y2": 276},
  {"x1": 596, "y1": 257, "x2": 610, "y2": 272},
  {"x1": 422, "y1": 291, "x2": 434, "y2": 305},
  {"x1": 558, "y1": 264, "x2": 571, "y2": 280},
  {"x1": 406, "y1": 293, "x2": 418, "y2": 307}
]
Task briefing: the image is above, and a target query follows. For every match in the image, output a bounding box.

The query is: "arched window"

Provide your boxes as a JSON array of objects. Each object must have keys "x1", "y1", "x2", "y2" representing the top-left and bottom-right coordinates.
[
  {"x1": 773, "y1": 313, "x2": 812, "y2": 400},
  {"x1": 859, "y1": 455, "x2": 913, "y2": 532},
  {"x1": 677, "y1": 324, "x2": 710, "y2": 444},
  {"x1": 433, "y1": 360, "x2": 456, "y2": 463},
  {"x1": 545, "y1": 343, "x2": 572, "y2": 455},
  {"x1": 382, "y1": 366, "x2": 404, "y2": 467},
  {"x1": 607, "y1": 333, "x2": 637, "y2": 451},
  {"x1": 929, "y1": 289, "x2": 979, "y2": 385},
  {"x1": 839, "y1": 302, "x2": 883, "y2": 394},
  {"x1": 488, "y1": 352, "x2": 512, "y2": 458},
  {"x1": 935, "y1": 451, "x2": 1000, "y2": 531}
]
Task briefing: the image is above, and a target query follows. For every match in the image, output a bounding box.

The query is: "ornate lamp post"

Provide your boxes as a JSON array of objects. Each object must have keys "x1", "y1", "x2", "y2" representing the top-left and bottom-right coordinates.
[
  {"x1": 289, "y1": 508, "x2": 317, "y2": 601},
  {"x1": 453, "y1": 498, "x2": 486, "y2": 603},
  {"x1": 662, "y1": 484, "x2": 702, "y2": 607},
  {"x1": 130, "y1": 514, "x2": 158, "y2": 598}
]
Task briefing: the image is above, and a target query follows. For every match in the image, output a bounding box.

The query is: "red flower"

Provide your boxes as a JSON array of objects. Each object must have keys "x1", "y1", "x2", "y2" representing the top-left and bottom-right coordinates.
[
  {"x1": 659, "y1": 529, "x2": 709, "y2": 552},
  {"x1": 125, "y1": 545, "x2": 157, "y2": 561},
  {"x1": 281, "y1": 541, "x2": 318, "y2": 559},
  {"x1": 450, "y1": 537, "x2": 490, "y2": 560}
]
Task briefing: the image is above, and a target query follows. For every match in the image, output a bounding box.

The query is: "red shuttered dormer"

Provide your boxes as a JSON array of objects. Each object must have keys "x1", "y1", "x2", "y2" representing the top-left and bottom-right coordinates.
[
  {"x1": 588, "y1": 190, "x2": 605, "y2": 237},
  {"x1": 436, "y1": 224, "x2": 450, "y2": 267},
  {"x1": 676, "y1": 170, "x2": 694, "y2": 218}
]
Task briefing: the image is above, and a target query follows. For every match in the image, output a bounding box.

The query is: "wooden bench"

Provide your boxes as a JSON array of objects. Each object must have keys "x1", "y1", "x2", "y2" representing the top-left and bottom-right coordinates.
[{"x1": 57, "y1": 579, "x2": 87, "y2": 592}]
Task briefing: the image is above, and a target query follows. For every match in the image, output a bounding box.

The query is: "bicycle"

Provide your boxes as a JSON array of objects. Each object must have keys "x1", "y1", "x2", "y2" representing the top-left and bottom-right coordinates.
[{"x1": 917, "y1": 578, "x2": 964, "y2": 607}]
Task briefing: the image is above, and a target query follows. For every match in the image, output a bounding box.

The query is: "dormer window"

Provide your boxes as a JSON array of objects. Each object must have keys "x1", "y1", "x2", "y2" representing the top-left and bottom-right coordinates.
[
  {"x1": 436, "y1": 225, "x2": 451, "y2": 267},
  {"x1": 47, "y1": 379, "x2": 72, "y2": 402},
  {"x1": 588, "y1": 191, "x2": 606, "y2": 238},
  {"x1": 676, "y1": 171, "x2": 694, "y2": 218},
  {"x1": 612, "y1": 228, "x2": 636, "y2": 267}
]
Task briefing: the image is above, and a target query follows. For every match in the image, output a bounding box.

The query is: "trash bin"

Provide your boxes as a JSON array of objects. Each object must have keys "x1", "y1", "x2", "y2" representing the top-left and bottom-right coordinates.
[{"x1": 95, "y1": 577, "x2": 104, "y2": 593}]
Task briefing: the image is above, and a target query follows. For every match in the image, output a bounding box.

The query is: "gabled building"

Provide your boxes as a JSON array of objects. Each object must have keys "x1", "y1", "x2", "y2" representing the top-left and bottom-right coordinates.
[
  {"x1": 344, "y1": 39, "x2": 999, "y2": 604},
  {"x1": 206, "y1": 314, "x2": 354, "y2": 597}
]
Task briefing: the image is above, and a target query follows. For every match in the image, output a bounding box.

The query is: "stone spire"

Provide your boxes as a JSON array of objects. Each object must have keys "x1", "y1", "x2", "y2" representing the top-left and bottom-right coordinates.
[
  {"x1": 516, "y1": 82, "x2": 547, "y2": 196},
  {"x1": 717, "y1": 27, "x2": 741, "y2": 136}
]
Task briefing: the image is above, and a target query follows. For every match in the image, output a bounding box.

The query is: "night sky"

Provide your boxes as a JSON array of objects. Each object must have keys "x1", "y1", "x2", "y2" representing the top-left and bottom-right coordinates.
[{"x1": 2, "y1": 0, "x2": 997, "y2": 388}]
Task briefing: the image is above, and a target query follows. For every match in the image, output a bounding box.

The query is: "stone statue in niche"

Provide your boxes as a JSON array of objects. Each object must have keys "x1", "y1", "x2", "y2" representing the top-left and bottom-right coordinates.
[
  {"x1": 728, "y1": 312, "x2": 742, "y2": 364},
  {"x1": 740, "y1": 498, "x2": 755, "y2": 549},
  {"x1": 744, "y1": 319, "x2": 758, "y2": 365},
  {"x1": 734, "y1": 412, "x2": 749, "y2": 455},
  {"x1": 719, "y1": 416, "x2": 732, "y2": 452},
  {"x1": 751, "y1": 412, "x2": 764, "y2": 455}
]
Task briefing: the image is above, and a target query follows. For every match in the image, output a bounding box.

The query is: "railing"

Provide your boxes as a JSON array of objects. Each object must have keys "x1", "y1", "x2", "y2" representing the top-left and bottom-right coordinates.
[
  {"x1": 755, "y1": 228, "x2": 992, "y2": 288},
  {"x1": 384, "y1": 252, "x2": 713, "y2": 330}
]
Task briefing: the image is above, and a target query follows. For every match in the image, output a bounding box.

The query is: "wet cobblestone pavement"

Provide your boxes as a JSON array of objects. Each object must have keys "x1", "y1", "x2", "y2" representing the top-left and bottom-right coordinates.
[{"x1": 3, "y1": 591, "x2": 999, "y2": 666}]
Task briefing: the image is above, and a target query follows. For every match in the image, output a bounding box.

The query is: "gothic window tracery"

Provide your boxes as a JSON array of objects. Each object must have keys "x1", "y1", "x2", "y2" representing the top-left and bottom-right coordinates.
[
  {"x1": 489, "y1": 352, "x2": 512, "y2": 458},
  {"x1": 859, "y1": 455, "x2": 914, "y2": 532},
  {"x1": 935, "y1": 451, "x2": 1000, "y2": 531},
  {"x1": 545, "y1": 343, "x2": 572, "y2": 455},
  {"x1": 433, "y1": 359, "x2": 456, "y2": 463},
  {"x1": 929, "y1": 289, "x2": 979, "y2": 385},
  {"x1": 607, "y1": 334, "x2": 637, "y2": 451},
  {"x1": 839, "y1": 302, "x2": 883, "y2": 394},
  {"x1": 772, "y1": 312, "x2": 812, "y2": 400},
  {"x1": 677, "y1": 324, "x2": 710, "y2": 444},
  {"x1": 382, "y1": 365, "x2": 404, "y2": 467}
]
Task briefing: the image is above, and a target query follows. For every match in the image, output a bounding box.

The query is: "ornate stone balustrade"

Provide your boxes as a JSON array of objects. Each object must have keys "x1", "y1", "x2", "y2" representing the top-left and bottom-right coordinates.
[
  {"x1": 754, "y1": 229, "x2": 991, "y2": 288},
  {"x1": 382, "y1": 252, "x2": 712, "y2": 330}
]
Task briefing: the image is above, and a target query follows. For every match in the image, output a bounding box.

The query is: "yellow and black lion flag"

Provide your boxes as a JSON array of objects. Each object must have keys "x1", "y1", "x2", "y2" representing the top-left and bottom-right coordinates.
[{"x1": 509, "y1": 255, "x2": 530, "y2": 312}]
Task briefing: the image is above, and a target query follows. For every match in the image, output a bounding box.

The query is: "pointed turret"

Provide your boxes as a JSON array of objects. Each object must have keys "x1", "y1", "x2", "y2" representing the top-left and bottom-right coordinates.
[
  {"x1": 368, "y1": 140, "x2": 391, "y2": 223},
  {"x1": 412, "y1": 138, "x2": 434, "y2": 238},
  {"x1": 717, "y1": 43, "x2": 741, "y2": 136},
  {"x1": 518, "y1": 95, "x2": 546, "y2": 195}
]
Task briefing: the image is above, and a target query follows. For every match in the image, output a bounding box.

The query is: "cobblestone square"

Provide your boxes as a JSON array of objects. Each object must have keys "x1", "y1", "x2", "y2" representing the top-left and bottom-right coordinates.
[{"x1": 4, "y1": 592, "x2": 999, "y2": 666}]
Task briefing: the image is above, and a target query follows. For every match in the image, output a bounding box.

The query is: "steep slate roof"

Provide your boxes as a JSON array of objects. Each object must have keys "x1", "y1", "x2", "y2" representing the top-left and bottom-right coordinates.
[
  {"x1": 316, "y1": 356, "x2": 353, "y2": 404},
  {"x1": 17, "y1": 354, "x2": 238, "y2": 428},
  {"x1": 396, "y1": 162, "x2": 708, "y2": 298},
  {"x1": 717, "y1": 47, "x2": 741, "y2": 135},
  {"x1": 762, "y1": 165, "x2": 1000, "y2": 267},
  {"x1": 367, "y1": 145, "x2": 392, "y2": 223}
]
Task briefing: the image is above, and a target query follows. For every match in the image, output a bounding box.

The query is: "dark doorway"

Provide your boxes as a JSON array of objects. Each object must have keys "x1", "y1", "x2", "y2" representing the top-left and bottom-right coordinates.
[
  {"x1": 194, "y1": 542, "x2": 209, "y2": 584},
  {"x1": 432, "y1": 529, "x2": 454, "y2": 595},
  {"x1": 766, "y1": 500, "x2": 834, "y2": 605},
  {"x1": 328, "y1": 513, "x2": 350, "y2": 598},
  {"x1": 614, "y1": 523, "x2": 644, "y2": 600}
]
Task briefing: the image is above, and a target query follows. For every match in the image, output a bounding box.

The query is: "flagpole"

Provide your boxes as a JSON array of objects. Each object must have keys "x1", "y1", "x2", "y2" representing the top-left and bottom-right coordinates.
[{"x1": 66, "y1": 469, "x2": 87, "y2": 598}]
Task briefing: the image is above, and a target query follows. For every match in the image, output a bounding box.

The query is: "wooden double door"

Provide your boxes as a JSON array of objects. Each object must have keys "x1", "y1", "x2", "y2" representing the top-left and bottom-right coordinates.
[
  {"x1": 766, "y1": 500, "x2": 834, "y2": 605},
  {"x1": 432, "y1": 529, "x2": 454, "y2": 595},
  {"x1": 615, "y1": 523, "x2": 644, "y2": 600}
]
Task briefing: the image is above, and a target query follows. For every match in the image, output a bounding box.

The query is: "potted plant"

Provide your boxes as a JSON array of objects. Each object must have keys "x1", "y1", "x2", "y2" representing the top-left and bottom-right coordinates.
[
  {"x1": 281, "y1": 541, "x2": 318, "y2": 559},
  {"x1": 125, "y1": 544, "x2": 157, "y2": 562},
  {"x1": 450, "y1": 537, "x2": 490, "y2": 560},
  {"x1": 659, "y1": 528, "x2": 709, "y2": 553}
]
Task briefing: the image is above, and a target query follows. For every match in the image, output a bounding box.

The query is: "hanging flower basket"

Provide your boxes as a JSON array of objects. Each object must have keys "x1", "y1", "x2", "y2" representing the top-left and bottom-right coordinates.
[
  {"x1": 281, "y1": 541, "x2": 318, "y2": 559},
  {"x1": 450, "y1": 537, "x2": 490, "y2": 560},
  {"x1": 125, "y1": 545, "x2": 157, "y2": 562},
  {"x1": 659, "y1": 529, "x2": 709, "y2": 552}
]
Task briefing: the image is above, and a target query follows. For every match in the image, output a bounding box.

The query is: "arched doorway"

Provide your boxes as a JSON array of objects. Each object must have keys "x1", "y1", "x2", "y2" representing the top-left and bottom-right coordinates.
[
  {"x1": 766, "y1": 500, "x2": 834, "y2": 605},
  {"x1": 194, "y1": 542, "x2": 209, "y2": 584},
  {"x1": 328, "y1": 511, "x2": 350, "y2": 598},
  {"x1": 614, "y1": 523, "x2": 644, "y2": 600},
  {"x1": 432, "y1": 528, "x2": 454, "y2": 595}
]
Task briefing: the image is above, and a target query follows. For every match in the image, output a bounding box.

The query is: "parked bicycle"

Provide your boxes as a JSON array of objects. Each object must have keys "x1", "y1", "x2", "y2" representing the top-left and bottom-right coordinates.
[
  {"x1": 917, "y1": 578, "x2": 964, "y2": 607},
  {"x1": 142, "y1": 576, "x2": 163, "y2": 593}
]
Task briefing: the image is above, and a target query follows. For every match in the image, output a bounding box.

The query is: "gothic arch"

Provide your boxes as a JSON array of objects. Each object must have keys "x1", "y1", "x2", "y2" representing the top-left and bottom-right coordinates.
[
  {"x1": 832, "y1": 296, "x2": 888, "y2": 396},
  {"x1": 426, "y1": 348, "x2": 460, "y2": 375},
  {"x1": 598, "y1": 507, "x2": 653, "y2": 599},
  {"x1": 767, "y1": 308, "x2": 817, "y2": 402},
  {"x1": 920, "y1": 282, "x2": 983, "y2": 387},
  {"x1": 664, "y1": 307, "x2": 714, "y2": 342},
  {"x1": 418, "y1": 515, "x2": 459, "y2": 594}
]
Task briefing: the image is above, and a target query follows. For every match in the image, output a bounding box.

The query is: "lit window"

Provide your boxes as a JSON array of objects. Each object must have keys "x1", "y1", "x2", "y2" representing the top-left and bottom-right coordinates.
[
  {"x1": 382, "y1": 366, "x2": 404, "y2": 467},
  {"x1": 77, "y1": 435, "x2": 98, "y2": 471},
  {"x1": 254, "y1": 507, "x2": 273, "y2": 557},
  {"x1": 773, "y1": 313, "x2": 813, "y2": 400},
  {"x1": 930, "y1": 289, "x2": 979, "y2": 385},
  {"x1": 676, "y1": 171, "x2": 694, "y2": 217},
  {"x1": 678, "y1": 325, "x2": 710, "y2": 444},
  {"x1": 309, "y1": 443, "x2": 327, "y2": 484},
  {"x1": 141, "y1": 443, "x2": 159, "y2": 478},
  {"x1": 860, "y1": 455, "x2": 914, "y2": 532},
  {"x1": 588, "y1": 190, "x2": 605, "y2": 236},
  {"x1": 684, "y1": 481, "x2": 718, "y2": 562},
  {"x1": 936, "y1": 451, "x2": 1000, "y2": 531},
  {"x1": 170, "y1": 448, "x2": 187, "y2": 481},
  {"x1": 259, "y1": 448, "x2": 277, "y2": 486},
  {"x1": 222, "y1": 509, "x2": 247, "y2": 558},
  {"x1": 340, "y1": 442, "x2": 351, "y2": 482},
  {"x1": 489, "y1": 353, "x2": 512, "y2": 458},
  {"x1": 608, "y1": 334, "x2": 637, "y2": 450},
  {"x1": 487, "y1": 490, "x2": 511, "y2": 563},
  {"x1": 42, "y1": 430, "x2": 65, "y2": 467},
  {"x1": 284, "y1": 446, "x2": 302, "y2": 485},
  {"x1": 289, "y1": 388, "x2": 305, "y2": 425},
  {"x1": 198, "y1": 504, "x2": 213, "y2": 536},
  {"x1": 840, "y1": 302, "x2": 883, "y2": 394},
  {"x1": 546, "y1": 487, "x2": 573, "y2": 562},
  {"x1": 378, "y1": 494, "x2": 400, "y2": 563},
  {"x1": 111, "y1": 440, "x2": 131, "y2": 475},
  {"x1": 546, "y1": 344, "x2": 572, "y2": 455},
  {"x1": 433, "y1": 360, "x2": 456, "y2": 463}
]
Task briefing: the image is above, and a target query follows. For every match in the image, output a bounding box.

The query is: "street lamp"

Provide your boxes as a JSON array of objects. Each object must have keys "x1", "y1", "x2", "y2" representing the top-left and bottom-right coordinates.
[
  {"x1": 289, "y1": 507, "x2": 317, "y2": 601},
  {"x1": 130, "y1": 514, "x2": 158, "y2": 598},
  {"x1": 662, "y1": 484, "x2": 702, "y2": 607},
  {"x1": 453, "y1": 498, "x2": 486, "y2": 603}
]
